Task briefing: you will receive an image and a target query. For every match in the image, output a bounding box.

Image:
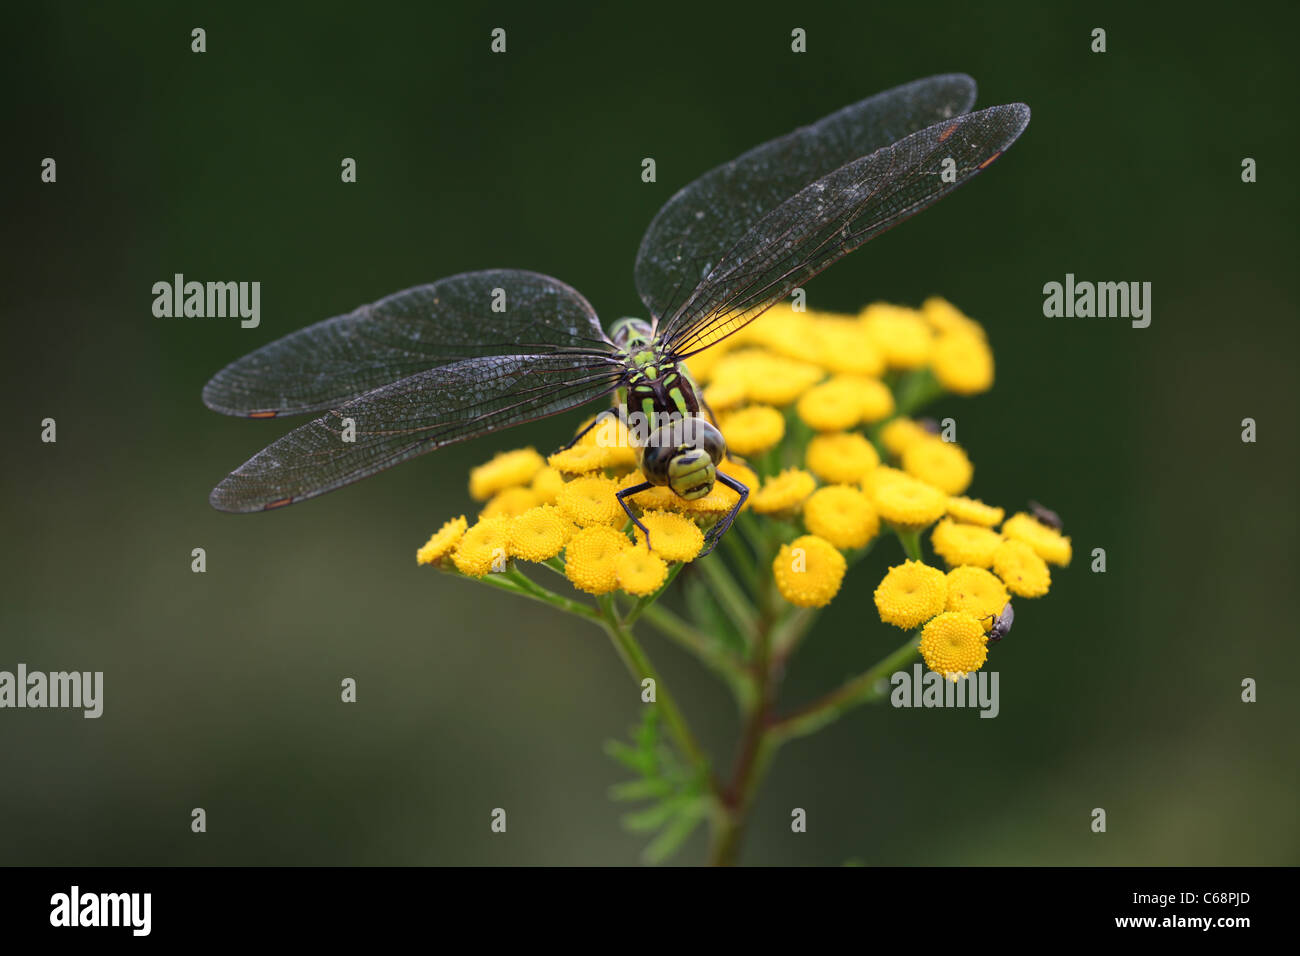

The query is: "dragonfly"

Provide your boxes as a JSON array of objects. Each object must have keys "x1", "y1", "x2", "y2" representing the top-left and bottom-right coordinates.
[{"x1": 203, "y1": 73, "x2": 1030, "y2": 556}]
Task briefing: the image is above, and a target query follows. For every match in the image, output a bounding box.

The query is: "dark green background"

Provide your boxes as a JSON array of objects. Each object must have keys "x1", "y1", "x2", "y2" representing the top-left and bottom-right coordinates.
[{"x1": 3, "y1": 1, "x2": 1296, "y2": 865}]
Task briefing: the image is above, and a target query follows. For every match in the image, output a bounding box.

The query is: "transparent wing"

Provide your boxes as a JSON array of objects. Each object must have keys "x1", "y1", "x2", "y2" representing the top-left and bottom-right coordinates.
[
  {"x1": 202, "y1": 269, "x2": 611, "y2": 418},
  {"x1": 660, "y1": 103, "x2": 1031, "y2": 357},
  {"x1": 634, "y1": 74, "x2": 978, "y2": 322},
  {"x1": 209, "y1": 353, "x2": 625, "y2": 513}
]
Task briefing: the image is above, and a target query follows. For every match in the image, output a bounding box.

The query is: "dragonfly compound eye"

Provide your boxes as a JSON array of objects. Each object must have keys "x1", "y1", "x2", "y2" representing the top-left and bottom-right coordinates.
[{"x1": 639, "y1": 418, "x2": 725, "y2": 498}]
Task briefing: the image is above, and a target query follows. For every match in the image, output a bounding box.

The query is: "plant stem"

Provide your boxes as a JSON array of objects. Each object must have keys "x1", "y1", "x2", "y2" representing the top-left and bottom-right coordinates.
[
  {"x1": 769, "y1": 634, "x2": 921, "y2": 743},
  {"x1": 895, "y1": 368, "x2": 944, "y2": 416},
  {"x1": 707, "y1": 534, "x2": 781, "y2": 866},
  {"x1": 894, "y1": 526, "x2": 923, "y2": 561},
  {"x1": 696, "y1": 555, "x2": 758, "y2": 640},
  {"x1": 639, "y1": 603, "x2": 753, "y2": 710},
  {"x1": 623, "y1": 562, "x2": 685, "y2": 626},
  {"x1": 595, "y1": 595, "x2": 712, "y2": 778},
  {"x1": 719, "y1": 524, "x2": 759, "y2": 593},
  {"x1": 470, "y1": 567, "x2": 603, "y2": 623}
]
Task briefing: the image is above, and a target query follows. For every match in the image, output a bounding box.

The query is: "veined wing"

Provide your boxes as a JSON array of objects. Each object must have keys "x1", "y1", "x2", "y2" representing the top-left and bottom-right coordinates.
[
  {"x1": 209, "y1": 353, "x2": 624, "y2": 513},
  {"x1": 660, "y1": 103, "x2": 1030, "y2": 358},
  {"x1": 202, "y1": 269, "x2": 611, "y2": 418},
  {"x1": 635, "y1": 74, "x2": 977, "y2": 323}
]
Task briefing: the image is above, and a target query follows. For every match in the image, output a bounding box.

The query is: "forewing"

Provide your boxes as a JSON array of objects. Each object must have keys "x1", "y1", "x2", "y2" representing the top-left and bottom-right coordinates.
[
  {"x1": 634, "y1": 74, "x2": 977, "y2": 322},
  {"x1": 202, "y1": 269, "x2": 610, "y2": 418},
  {"x1": 660, "y1": 103, "x2": 1031, "y2": 357},
  {"x1": 209, "y1": 353, "x2": 624, "y2": 513}
]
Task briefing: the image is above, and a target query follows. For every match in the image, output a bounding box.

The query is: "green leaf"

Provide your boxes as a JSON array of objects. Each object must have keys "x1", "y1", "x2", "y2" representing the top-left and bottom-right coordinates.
[
  {"x1": 603, "y1": 706, "x2": 711, "y2": 864},
  {"x1": 642, "y1": 800, "x2": 707, "y2": 864},
  {"x1": 609, "y1": 777, "x2": 675, "y2": 801},
  {"x1": 684, "y1": 576, "x2": 746, "y2": 657}
]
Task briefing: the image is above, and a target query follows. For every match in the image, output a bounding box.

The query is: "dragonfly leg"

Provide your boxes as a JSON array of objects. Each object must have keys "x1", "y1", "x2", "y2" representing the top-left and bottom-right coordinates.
[
  {"x1": 700, "y1": 471, "x2": 749, "y2": 556},
  {"x1": 616, "y1": 481, "x2": 654, "y2": 551},
  {"x1": 555, "y1": 407, "x2": 622, "y2": 454}
]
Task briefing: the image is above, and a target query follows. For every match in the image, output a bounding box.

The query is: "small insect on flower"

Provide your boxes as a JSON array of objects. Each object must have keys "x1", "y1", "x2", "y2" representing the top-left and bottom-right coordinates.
[
  {"x1": 982, "y1": 601, "x2": 1015, "y2": 642},
  {"x1": 1028, "y1": 500, "x2": 1062, "y2": 531}
]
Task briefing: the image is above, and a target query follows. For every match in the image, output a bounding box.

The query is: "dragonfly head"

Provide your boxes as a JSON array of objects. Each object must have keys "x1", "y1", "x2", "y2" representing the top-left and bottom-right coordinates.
[
  {"x1": 638, "y1": 417, "x2": 725, "y2": 500},
  {"x1": 609, "y1": 317, "x2": 654, "y2": 352}
]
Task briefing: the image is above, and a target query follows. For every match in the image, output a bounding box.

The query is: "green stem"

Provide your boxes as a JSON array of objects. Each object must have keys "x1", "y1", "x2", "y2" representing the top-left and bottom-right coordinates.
[
  {"x1": 595, "y1": 595, "x2": 712, "y2": 778},
  {"x1": 719, "y1": 524, "x2": 759, "y2": 593},
  {"x1": 696, "y1": 555, "x2": 758, "y2": 640},
  {"x1": 707, "y1": 531, "x2": 782, "y2": 866},
  {"x1": 623, "y1": 562, "x2": 685, "y2": 627},
  {"x1": 769, "y1": 633, "x2": 921, "y2": 743},
  {"x1": 771, "y1": 606, "x2": 819, "y2": 661},
  {"x1": 895, "y1": 368, "x2": 944, "y2": 416},
  {"x1": 639, "y1": 603, "x2": 753, "y2": 710},
  {"x1": 894, "y1": 526, "x2": 923, "y2": 562},
  {"x1": 469, "y1": 567, "x2": 602, "y2": 623}
]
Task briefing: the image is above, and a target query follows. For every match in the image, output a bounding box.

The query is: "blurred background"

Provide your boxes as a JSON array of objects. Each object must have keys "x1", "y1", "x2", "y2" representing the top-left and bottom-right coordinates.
[{"x1": 2, "y1": 1, "x2": 1296, "y2": 865}]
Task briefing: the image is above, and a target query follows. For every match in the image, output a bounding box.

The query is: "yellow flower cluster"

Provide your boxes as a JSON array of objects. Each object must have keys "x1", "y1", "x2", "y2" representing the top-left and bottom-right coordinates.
[
  {"x1": 870, "y1": 497, "x2": 1072, "y2": 677},
  {"x1": 414, "y1": 297, "x2": 1069, "y2": 667}
]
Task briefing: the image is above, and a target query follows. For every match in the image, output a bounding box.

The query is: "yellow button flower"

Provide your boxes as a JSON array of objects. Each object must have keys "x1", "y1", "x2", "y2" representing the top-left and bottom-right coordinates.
[
  {"x1": 1002, "y1": 512, "x2": 1073, "y2": 566},
  {"x1": 861, "y1": 464, "x2": 909, "y2": 500},
  {"x1": 557, "y1": 475, "x2": 624, "y2": 528},
  {"x1": 618, "y1": 469, "x2": 681, "y2": 511},
  {"x1": 944, "y1": 566, "x2": 1010, "y2": 622},
  {"x1": 861, "y1": 303, "x2": 932, "y2": 369},
  {"x1": 879, "y1": 417, "x2": 932, "y2": 458},
  {"x1": 740, "y1": 308, "x2": 823, "y2": 365},
  {"x1": 480, "y1": 486, "x2": 539, "y2": 519},
  {"x1": 633, "y1": 510, "x2": 705, "y2": 562},
  {"x1": 773, "y1": 534, "x2": 847, "y2": 608},
  {"x1": 468, "y1": 447, "x2": 545, "y2": 501},
  {"x1": 417, "y1": 515, "x2": 468, "y2": 565},
  {"x1": 547, "y1": 443, "x2": 611, "y2": 474},
  {"x1": 930, "y1": 517, "x2": 1003, "y2": 568},
  {"x1": 751, "y1": 468, "x2": 817, "y2": 515},
  {"x1": 919, "y1": 611, "x2": 989, "y2": 680},
  {"x1": 711, "y1": 351, "x2": 824, "y2": 406},
  {"x1": 901, "y1": 437, "x2": 973, "y2": 495},
  {"x1": 851, "y1": 376, "x2": 896, "y2": 424},
  {"x1": 563, "y1": 525, "x2": 630, "y2": 594},
  {"x1": 702, "y1": 375, "x2": 749, "y2": 411},
  {"x1": 874, "y1": 559, "x2": 947, "y2": 629},
  {"x1": 716, "y1": 459, "x2": 759, "y2": 512},
  {"x1": 992, "y1": 539, "x2": 1052, "y2": 598},
  {"x1": 796, "y1": 379, "x2": 862, "y2": 432},
  {"x1": 806, "y1": 432, "x2": 880, "y2": 484},
  {"x1": 719, "y1": 404, "x2": 786, "y2": 457},
  {"x1": 616, "y1": 546, "x2": 669, "y2": 597},
  {"x1": 812, "y1": 317, "x2": 885, "y2": 376},
  {"x1": 530, "y1": 466, "x2": 566, "y2": 505},
  {"x1": 921, "y1": 297, "x2": 986, "y2": 339},
  {"x1": 508, "y1": 505, "x2": 571, "y2": 562},
  {"x1": 451, "y1": 517, "x2": 513, "y2": 577},
  {"x1": 803, "y1": 485, "x2": 879, "y2": 550},
  {"x1": 946, "y1": 495, "x2": 1005, "y2": 527},
  {"x1": 874, "y1": 475, "x2": 948, "y2": 531},
  {"x1": 931, "y1": 332, "x2": 994, "y2": 396}
]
